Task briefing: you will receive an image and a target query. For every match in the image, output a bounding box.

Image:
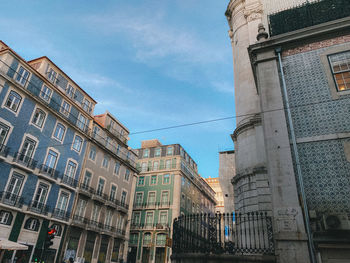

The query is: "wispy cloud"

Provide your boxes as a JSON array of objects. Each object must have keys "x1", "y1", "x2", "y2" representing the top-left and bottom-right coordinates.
[{"x1": 211, "y1": 81, "x2": 234, "y2": 94}]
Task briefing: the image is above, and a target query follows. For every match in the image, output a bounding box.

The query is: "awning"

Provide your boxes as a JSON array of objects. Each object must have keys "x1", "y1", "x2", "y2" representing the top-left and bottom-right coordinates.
[{"x1": 0, "y1": 239, "x2": 28, "y2": 250}]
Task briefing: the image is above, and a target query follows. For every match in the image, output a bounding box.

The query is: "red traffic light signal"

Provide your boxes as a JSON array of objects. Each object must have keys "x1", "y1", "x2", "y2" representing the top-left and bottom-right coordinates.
[{"x1": 44, "y1": 227, "x2": 56, "y2": 249}]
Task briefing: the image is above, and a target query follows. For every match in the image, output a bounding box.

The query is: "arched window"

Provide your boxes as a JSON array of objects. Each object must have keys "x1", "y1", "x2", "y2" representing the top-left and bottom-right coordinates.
[
  {"x1": 143, "y1": 233, "x2": 151, "y2": 245},
  {"x1": 156, "y1": 233, "x2": 166, "y2": 246},
  {"x1": 0, "y1": 210, "x2": 13, "y2": 225},
  {"x1": 50, "y1": 224, "x2": 62, "y2": 236},
  {"x1": 24, "y1": 218, "x2": 40, "y2": 231}
]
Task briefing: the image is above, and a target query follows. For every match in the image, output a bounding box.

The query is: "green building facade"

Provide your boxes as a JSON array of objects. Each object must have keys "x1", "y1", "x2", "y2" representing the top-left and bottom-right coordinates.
[{"x1": 128, "y1": 140, "x2": 216, "y2": 263}]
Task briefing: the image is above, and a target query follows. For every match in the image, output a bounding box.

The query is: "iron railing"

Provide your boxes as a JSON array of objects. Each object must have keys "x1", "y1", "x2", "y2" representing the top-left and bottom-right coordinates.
[
  {"x1": 0, "y1": 144, "x2": 10, "y2": 158},
  {"x1": 172, "y1": 212, "x2": 274, "y2": 255},
  {"x1": 268, "y1": 0, "x2": 350, "y2": 36},
  {"x1": 39, "y1": 164, "x2": 60, "y2": 180},
  {"x1": 27, "y1": 200, "x2": 50, "y2": 215},
  {"x1": 52, "y1": 208, "x2": 70, "y2": 221},
  {"x1": 133, "y1": 201, "x2": 171, "y2": 209},
  {"x1": 61, "y1": 174, "x2": 78, "y2": 188},
  {"x1": 13, "y1": 152, "x2": 37, "y2": 170},
  {"x1": 0, "y1": 191, "x2": 24, "y2": 208}
]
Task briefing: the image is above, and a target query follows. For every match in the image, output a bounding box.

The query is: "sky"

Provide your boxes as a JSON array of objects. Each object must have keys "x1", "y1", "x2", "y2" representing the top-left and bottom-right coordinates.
[{"x1": 0, "y1": 0, "x2": 236, "y2": 178}]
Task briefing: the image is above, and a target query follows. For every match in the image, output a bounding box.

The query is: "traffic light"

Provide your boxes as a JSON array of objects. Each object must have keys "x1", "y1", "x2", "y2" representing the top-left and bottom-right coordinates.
[{"x1": 44, "y1": 227, "x2": 56, "y2": 249}]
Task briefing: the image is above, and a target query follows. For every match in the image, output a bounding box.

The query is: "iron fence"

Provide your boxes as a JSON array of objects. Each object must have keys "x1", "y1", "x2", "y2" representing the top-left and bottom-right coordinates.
[
  {"x1": 268, "y1": 0, "x2": 350, "y2": 36},
  {"x1": 172, "y1": 212, "x2": 274, "y2": 255}
]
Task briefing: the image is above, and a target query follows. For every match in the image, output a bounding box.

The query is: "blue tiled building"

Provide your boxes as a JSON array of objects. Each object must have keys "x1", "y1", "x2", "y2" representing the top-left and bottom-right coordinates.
[{"x1": 0, "y1": 41, "x2": 96, "y2": 263}]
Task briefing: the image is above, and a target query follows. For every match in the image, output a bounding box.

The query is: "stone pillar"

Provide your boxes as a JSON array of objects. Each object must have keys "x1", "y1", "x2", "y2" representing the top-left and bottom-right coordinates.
[
  {"x1": 76, "y1": 230, "x2": 87, "y2": 258},
  {"x1": 252, "y1": 47, "x2": 311, "y2": 263}
]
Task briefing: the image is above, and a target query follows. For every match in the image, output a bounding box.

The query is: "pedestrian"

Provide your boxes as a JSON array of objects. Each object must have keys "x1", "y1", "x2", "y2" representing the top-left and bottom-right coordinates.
[{"x1": 69, "y1": 258, "x2": 74, "y2": 263}]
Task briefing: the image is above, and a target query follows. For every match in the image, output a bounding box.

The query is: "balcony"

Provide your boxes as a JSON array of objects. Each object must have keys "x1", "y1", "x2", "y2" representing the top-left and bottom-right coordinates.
[
  {"x1": 0, "y1": 144, "x2": 10, "y2": 158},
  {"x1": 92, "y1": 191, "x2": 108, "y2": 204},
  {"x1": 61, "y1": 174, "x2": 78, "y2": 188},
  {"x1": 78, "y1": 182, "x2": 95, "y2": 197},
  {"x1": 52, "y1": 208, "x2": 70, "y2": 221},
  {"x1": 0, "y1": 191, "x2": 24, "y2": 208},
  {"x1": 27, "y1": 200, "x2": 50, "y2": 215},
  {"x1": 116, "y1": 199, "x2": 129, "y2": 212},
  {"x1": 106, "y1": 124, "x2": 128, "y2": 144},
  {"x1": 133, "y1": 201, "x2": 171, "y2": 210},
  {"x1": 268, "y1": 0, "x2": 350, "y2": 36},
  {"x1": 172, "y1": 212, "x2": 275, "y2": 259},
  {"x1": 72, "y1": 215, "x2": 89, "y2": 227},
  {"x1": 39, "y1": 164, "x2": 60, "y2": 180},
  {"x1": 13, "y1": 152, "x2": 37, "y2": 170},
  {"x1": 87, "y1": 219, "x2": 104, "y2": 232}
]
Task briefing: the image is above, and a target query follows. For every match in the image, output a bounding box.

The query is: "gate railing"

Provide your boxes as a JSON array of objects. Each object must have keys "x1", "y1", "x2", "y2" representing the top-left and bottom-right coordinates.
[{"x1": 172, "y1": 212, "x2": 274, "y2": 255}]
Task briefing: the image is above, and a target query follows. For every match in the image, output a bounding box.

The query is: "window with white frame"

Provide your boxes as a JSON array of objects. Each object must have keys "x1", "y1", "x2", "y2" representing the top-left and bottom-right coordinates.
[
  {"x1": 66, "y1": 85, "x2": 75, "y2": 98},
  {"x1": 143, "y1": 149, "x2": 149, "y2": 158},
  {"x1": 76, "y1": 199, "x2": 86, "y2": 217},
  {"x1": 47, "y1": 68, "x2": 57, "y2": 83},
  {"x1": 82, "y1": 98, "x2": 91, "y2": 113},
  {"x1": 82, "y1": 170, "x2": 91, "y2": 188},
  {"x1": 32, "y1": 183, "x2": 49, "y2": 209},
  {"x1": 124, "y1": 169, "x2": 130, "y2": 181},
  {"x1": 5, "y1": 173, "x2": 24, "y2": 204},
  {"x1": 132, "y1": 212, "x2": 141, "y2": 225},
  {"x1": 19, "y1": 137, "x2": 36, "y2": 163},
  {"x1": 141, "y1": 162, "x2": 147, "y2": 172},
  {"x1": 61, "y1": 101, "x2": 71, "y2": 116},
  {"x1": 77, "y1": 114, "x2": 87, "y2": 131},
  {"x1": 135, "y1": 192, "x2": 143, "y2": 206},
  {"x1": 5, "y1": 91, "x2": 22, "y2": 112},
  {"x1": 105, "y1": 209, "x2": 112, "y2": 226},
  {"x1": 0, "y1": 210, "x2": 12, "y2": 225},
  {"x1": 15, "y1": 66, "x2": 29, "y2": 86},
  {"x1": 110, "y1": 185, "x2": 117, "y2": 201},
  {"x1": 40, "y1": 85, "x2": 52, "y2": 102},
  {"x1": 66, "y1": 161, "x2": 77, "y2": 178},
  {"x1": 72, "y1": 135, "x2": 83, "y2": 152},
  {"x1": 161, "y1": 191, "x2": 169, "y2": 204},
  {"x1": 43, "y1": 149, "x2": 58, "y2": 173},
  {"x1": 155, "y1": 148, "x2": 161, "y2": 157},
  {"x1": 89, "y1": 146, "x2": 96, "y2": 161},
  {"x1": 114, "y1": 162, "x2": 120, "y2": 175},
  {"x1": 93, "y1": 126, "x2": 100, "y2": 138},
  {"x1": 0, "y1": 122, "x2": 10, "y2": 145},
  {"x1": 102, "y1": 155, "x2": 109, "y2": 168},
  {"x1": 156, "y1": 233, "x2": 166, "y2": 246},
  {"x1": 53, "y1": 123, "x2": 65, "y2": 142},
  {"x1": 24, "y1": 218, "x2": 40, "y2": 231},
  {"x1": 56, "y1": 192, "x2": 69, "y2": 215},
  {"x1": 328, "y1": 51, "x2": 350, "y2": 91},
  {"x1": 138, "y1": 176, "x2": 145, "y2": 186},
  {"x1": 153, "y1": 161, "x2": 159, "y2": 171},
  {"x1": 121, "y1": 190, "x2": 127, "y2": 205},
  {"x1": 148, "y1": 192, "x2": 156, "y2": 205},
  {"x1": 143, "y1": 233, "x2": 151, "y2": 245},
  {"x1": 91, "y1": 204, "x2": 100, "y2": 222},
  {"x1": 165, "y1": 159, "x2": 171, "y2": 169},
  {"x1": 97, "y1": 178, "x2": 105, "y2": 196},
  {"x1": 145, "y1": 211, "x2": 154, "y2": 226},
  {"x1": 31, "y1": 108, "x2": 46, "y2": 128},
  {"x1": 163, "y1": 174, "x2": 170, "y2": 184},
  {"x1": 150, "y1": 175, "x2": 157, "y2": 185},
  {"x1": 166, "y1": 146, "x2": 173, "y2": 156}
]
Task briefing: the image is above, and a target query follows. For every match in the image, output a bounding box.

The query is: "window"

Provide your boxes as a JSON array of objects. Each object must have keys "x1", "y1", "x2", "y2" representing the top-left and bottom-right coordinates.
[
  {"x1": 165, "y1": 160, "x2": 171, "y2": 169},
  {"x1": 121, "y1": 190, "x2": 127, "y2": 205},
  {"x1": 143, "y1": 149, "x2": 149, "y2": 158},
  {"x1": 66, "y1": 161, "x2": 77, "y2": 178},
  {"x1": 138, "y1": 176, "x2": 145, "y2": 186},
  {"x1": 156, "y1": 234, "x2": 166, "y2": 246},
  {"x1": 110, "y1": 185, "x2": 117, "y2": 201},
  {"x1": 97, "y1": 178, "x2": 105, "y2": 196},
  {"x1": 47, "y1": 68, "x2": 57, "y2": 83},
  {"x1": 163, "y1": 174, "x2": 170, "y2": 184},
  {"x1": 91, "y1": 204, "x2": 100, "y2": 222},
  {"x1": 145, "y1": 212, "x2": 154, "y2": 226},
  {"x1": 180, "y1": 148, "x2": 184, "y2": 157},
  {"x1": 167, "y1": 146, "x2": 173, "y2": 156},
  {"x1": 153, "y1": 161, "x2": 159, "y2": 171},
  {"x1": 72, "y1": 135, "x2": 83, "y2": 152},
  {"x1": 159, "y1": 211, "x2": 168, "y2": 224},
  {"x1": 19, "y1": 137, "x2": 36, "y2": 163},
  {"x1": 32, "y1": 183, "x2": 49, "y2": 209},
  {"x1": 40, "y1": 85, "x2": 52, "y2": 102},
  {"x1": 77, "y1": 114, "x2": 87, "y2": 130},
  {"x1": 31, "y1": 109, "x2": 46, "y2": 128},
  {"x1": 24, "y1": 218, "x2": 40, "y2": 231},
  {"x1": 0, "y1": 122, "x2": 10, "y2": 145},
  {"x1": 56, "y1": 192, "x2": 69, "y2": 214},
  {"x1": 51, "y1": 224, "x2": 62, "y2": 236},
  {"x1": 43, "y1": 150, "x2": 58, "y2": 173},
  {"x1": 328, "y1": 51, "x2": 350, "y2": 91},
  {"x1": 132, "y1": 212, "x2": 141, "y2": 225},
  {"x1": 89, "y1": 146, "x2": 96, "y2": 161},
  {"x1": 150, "y1": 175, "x2": 157, "y2": 185},
  {"x1": 172, "y1": 158, "x2": 177, "y2": 168},
  {"x1": 15, "y1": 66, "x2": 29, "y2": 86},
  {"x1": 5, "y1": 91, "x2": 22, "y2": 112},
  {"x1": 135, "y1": 192, "x2": 143, "y2": 206},
  {"x1": 143, "y1": 233, "x2": 151, "y2": 245},
  {"x1": 161, "y1": 191, "x2": 169, "y2": 204},
  {"x1": 82, "y1": 171, "x2": 91, "y2": 188},
  {"x1": 141, "y1": 162, "x2": 147, "y2": 172},
  {"x1": 53, "y1": 123, "x2": 65, "y2": 142},
  {"x1": 102, "y1": 155, "x2": 109, "y2": 168},
  {"x1": 105, "y1": 209, "x2": 112, "y2": 226},
  {"x1": 61, "y1": 101, "x2": 70, "y2": 116},
  {"x1": 105, "y1": 137, "x2": 110, "y2": 147},
  {"x1": 82, "y1": 99, "x2": 91, "y2": 112},
  {"x1": 155, "y1": 148, "x2": 161, "y2": 157},
  {"x1": 114, "y1": 162, "x2": 120, "y2": 175},
  {"x1": 0, "y1": 211, "x2": 12, "y2": 225},
  {"x1": 148, "y1": 192, "x2": 156, "y2": 205},
  {"x1": 5, "y1": 173, "x2": 24, "y2": 205},
  {"x1": 124, "y1": 169, "x2": 130, "y2": 181},
  {"x1": 76, "y1": 199, "x2": 87, "y2": 217},
  {"x1": 66, "y1": 85, "x2": 75, "y2": 98},
  {"x1": 93, "y1": 126, "x2": 100, "y2": 138}
]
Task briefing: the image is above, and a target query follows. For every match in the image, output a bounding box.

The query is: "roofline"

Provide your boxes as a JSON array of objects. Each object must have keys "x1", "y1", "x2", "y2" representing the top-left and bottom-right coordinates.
[
  {"x1": 219, "y1": 150, "x2": 235, "y2": 154},
  {"x1": 105, "y1": 110, "x2": 129, "y2": 132},
  {"x1": 28, "y1": 56, "x2": 97, "y2": 103}
]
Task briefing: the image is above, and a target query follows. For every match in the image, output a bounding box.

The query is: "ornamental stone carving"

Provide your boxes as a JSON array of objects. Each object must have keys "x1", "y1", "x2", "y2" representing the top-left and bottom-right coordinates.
[{"x1": 243, "y1": 4, "x2": 263, "y2": 22}]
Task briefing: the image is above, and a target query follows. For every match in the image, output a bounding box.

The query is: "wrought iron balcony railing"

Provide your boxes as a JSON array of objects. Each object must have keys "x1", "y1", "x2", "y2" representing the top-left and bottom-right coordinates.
[
  {"x1": 0, "y1": 191, "x2": 24, "y2": 208},
  {"x1": 52, "y1": 208, "x2": 70, "y2": 221},
  {"x1": 27, "y1": 200, "x2": 50, "y2": 215},
  {"x1": 172, "y1": 212, "x2": 274, "y2": 256},
  {"x1": 13, "y1": 152, "x2": 37, "y2": 170},
  {"x1": 72, "y1": 215, "x2": 89, "y2": 225},
  {"x1": 79, "y1": 182, "x2": 95, "y2": 195},
  {"x1": 268, "y1": 0, "x2": 350, "y2": 36},
  {"x1": 106, "y1": 124, "x2": 128, "y2": 144},
  {"x1": 0, "y1": 144, "x2": 10, "y2": 158},
  {"x1": 39, "y1": 164, "x2": 60, "y2": 180},
  {"x1": 61, "y1": 174, "x2": 78, "y2": 188}
]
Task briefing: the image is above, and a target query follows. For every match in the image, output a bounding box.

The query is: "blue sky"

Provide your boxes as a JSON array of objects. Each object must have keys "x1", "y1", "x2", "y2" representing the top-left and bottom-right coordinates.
[{"x1": 0, "y1": 0, "x2": 235, "y2": 178}]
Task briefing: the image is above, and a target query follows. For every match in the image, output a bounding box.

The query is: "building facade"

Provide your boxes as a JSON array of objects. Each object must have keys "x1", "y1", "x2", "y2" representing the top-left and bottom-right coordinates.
[
  {"x1": 205, "y1": 177, "x2": 224, "y2": 213},
  {"x1": 129, "y1": 139, "x2": 216, "y2": 263},
  {"x1": 65, "y1": 111, "x2": 138, "y2": 263},
  {"x1": 0, "y1": 41, "x2": 138, "y2": 263},
  {"x1": 0, "y1": 41, "x2": 95, "y2": 263},
  {"x1": 226, "y1": 0, "x2": 350, "y2": 262},
  {"x1": 218, "y1": 150, "x2": 235, "y2": 214}
]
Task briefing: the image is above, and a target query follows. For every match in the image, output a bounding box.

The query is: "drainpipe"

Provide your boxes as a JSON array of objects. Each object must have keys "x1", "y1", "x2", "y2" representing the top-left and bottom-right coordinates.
[{"x1": 275, "y1": 47, "x2": 317, "y2": 263}]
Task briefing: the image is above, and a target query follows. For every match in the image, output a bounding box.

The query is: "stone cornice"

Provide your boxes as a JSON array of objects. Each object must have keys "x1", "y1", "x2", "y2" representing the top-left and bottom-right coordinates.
[
  {"x1": 231, "y1": 165, "x2": 267, "y2": 185},
  {"x1": 231, "y1": 114, "x2": 262, "y2": 141}
]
